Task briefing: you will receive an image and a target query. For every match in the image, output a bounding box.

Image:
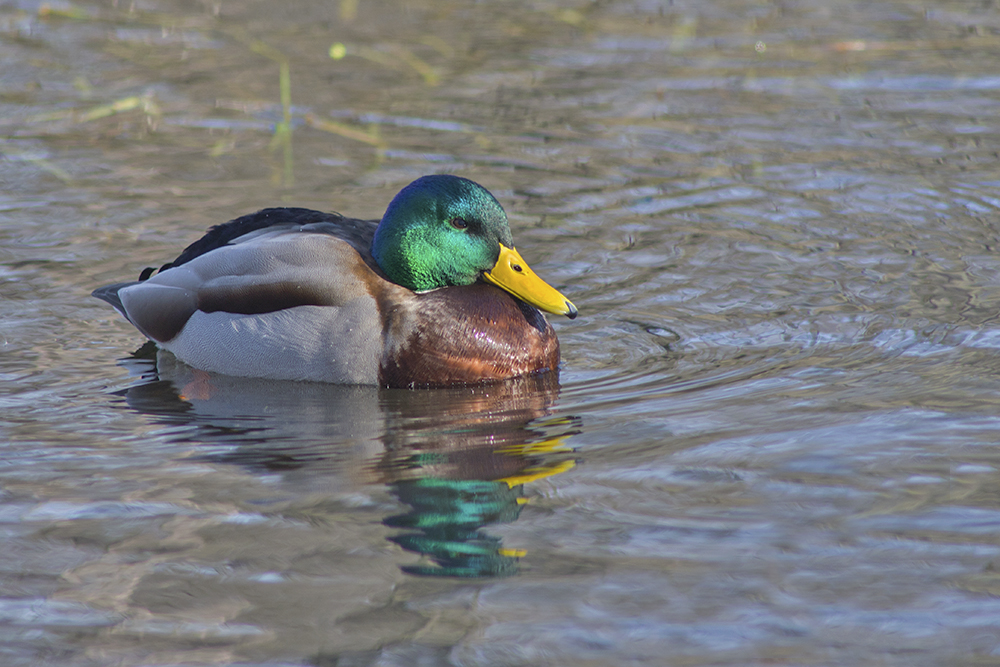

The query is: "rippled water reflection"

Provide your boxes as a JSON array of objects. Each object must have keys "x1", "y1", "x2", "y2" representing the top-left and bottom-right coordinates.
[{"x1": 4, "y1": 0, "x2": 1000, "y2": 664}]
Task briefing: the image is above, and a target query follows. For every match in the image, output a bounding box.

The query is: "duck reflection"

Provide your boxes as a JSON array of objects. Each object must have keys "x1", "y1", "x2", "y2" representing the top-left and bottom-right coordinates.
[
  {"x1": 375, "y1": 381, "x2": 578, "y2": 577},
  {"x1": 115, "y1": 343, "x2": 579, "y2": 577}
]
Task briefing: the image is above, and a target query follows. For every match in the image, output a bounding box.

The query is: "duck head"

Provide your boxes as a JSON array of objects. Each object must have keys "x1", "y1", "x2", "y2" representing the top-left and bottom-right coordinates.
[{"x1": 371, "y1": 175, "x2": 577, "y2": 318}]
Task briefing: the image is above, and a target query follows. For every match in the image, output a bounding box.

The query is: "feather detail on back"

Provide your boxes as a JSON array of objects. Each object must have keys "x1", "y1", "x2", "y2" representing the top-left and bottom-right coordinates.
[
  {"x1": 113, "y1": 230, "x2": 374, "y2": 342},
  {"x1": 164, "y1": 209, "x2": 378, "y2": 271}
]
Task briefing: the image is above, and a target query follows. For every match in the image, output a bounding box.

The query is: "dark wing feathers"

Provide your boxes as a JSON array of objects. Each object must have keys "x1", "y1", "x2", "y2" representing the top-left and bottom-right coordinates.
[
  {"x1": 137, "y1": 208, "x2": 380, "y2": 280},
  {"x1": 93, "y1": 208, "x2": 383, "y2": 342}
]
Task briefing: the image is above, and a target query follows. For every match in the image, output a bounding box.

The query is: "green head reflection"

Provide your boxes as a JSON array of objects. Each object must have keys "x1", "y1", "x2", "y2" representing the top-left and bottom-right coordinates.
[
  {"x1": 386, "y1": 478, "x2": 525, "y2": 577},
  {"x1": 382, "y1": 435, "x2": 576, "y2": 578}
]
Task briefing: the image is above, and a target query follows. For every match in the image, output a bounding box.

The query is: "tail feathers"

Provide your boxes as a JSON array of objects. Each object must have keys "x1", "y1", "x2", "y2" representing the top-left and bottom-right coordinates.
[{"x1": 91, "y1": 282, "x2": 139, "y2": 320}]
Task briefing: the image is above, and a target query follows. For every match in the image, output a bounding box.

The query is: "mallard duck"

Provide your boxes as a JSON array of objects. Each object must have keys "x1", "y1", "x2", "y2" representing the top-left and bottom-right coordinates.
[{"x1": 93, "y1": 175, "x2": 577, "y2": 387}]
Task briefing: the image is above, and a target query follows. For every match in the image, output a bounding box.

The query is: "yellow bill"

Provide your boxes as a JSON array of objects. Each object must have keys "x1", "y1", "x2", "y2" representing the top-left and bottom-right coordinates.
[{"x1": 483, "y1": 244, "x2": 578, "y2": 319}]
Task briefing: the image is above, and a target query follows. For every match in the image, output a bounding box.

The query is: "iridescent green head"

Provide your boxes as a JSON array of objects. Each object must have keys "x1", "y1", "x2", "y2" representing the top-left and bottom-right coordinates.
[
  {"x1": 372, "y1": 174, "x2": 578, "y2": 318},
  {"x1": 372, "y1": 175, "x2": 512, "y2": 292}
]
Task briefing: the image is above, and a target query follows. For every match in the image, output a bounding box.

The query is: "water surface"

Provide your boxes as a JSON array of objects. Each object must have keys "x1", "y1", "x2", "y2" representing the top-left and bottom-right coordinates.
[{"x1": 3, "y1": 0, "x2": 1000, "y2": 665}]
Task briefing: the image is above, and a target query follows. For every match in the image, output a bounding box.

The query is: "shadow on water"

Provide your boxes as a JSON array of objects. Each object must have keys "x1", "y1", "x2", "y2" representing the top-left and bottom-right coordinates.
[{"x1": 114, "y1": 343, "x2": 581, "y2": 578}]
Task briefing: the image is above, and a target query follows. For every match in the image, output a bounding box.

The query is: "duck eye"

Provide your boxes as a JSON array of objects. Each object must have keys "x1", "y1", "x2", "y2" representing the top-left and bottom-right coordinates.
[{"x1": 449, "y1": 217, "x2": 468, "y2": 230}]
